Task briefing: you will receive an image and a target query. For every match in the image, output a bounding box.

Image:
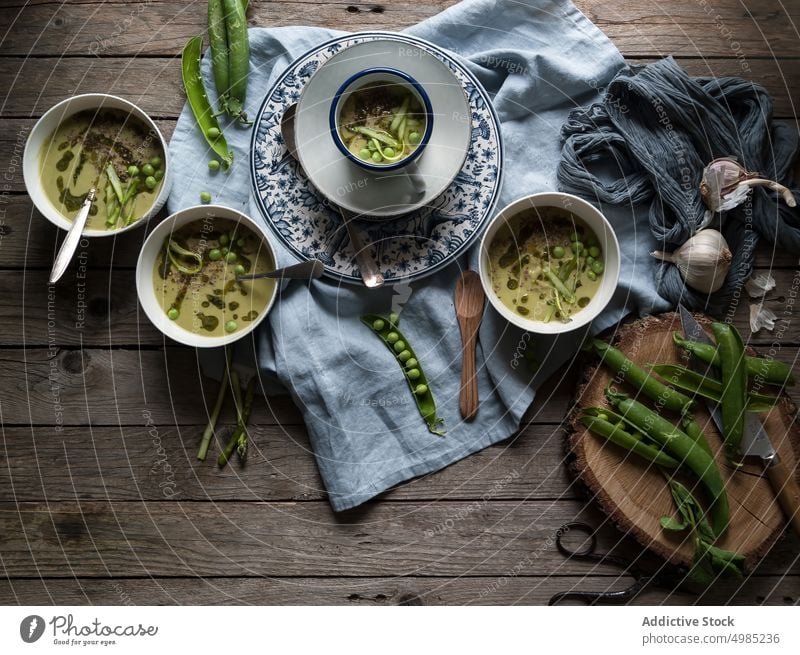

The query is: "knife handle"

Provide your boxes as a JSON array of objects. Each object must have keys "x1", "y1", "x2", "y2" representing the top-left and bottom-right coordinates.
[{"x1": 766, "y1": 457, "x2": 800, "y2": 538}]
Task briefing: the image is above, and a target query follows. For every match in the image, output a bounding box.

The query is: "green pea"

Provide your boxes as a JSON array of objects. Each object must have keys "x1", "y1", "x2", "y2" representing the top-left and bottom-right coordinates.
[
  {"x1": 371, "y1": 151, "x2": 383, "y2": 163},
  {"x1": 405, "y1": 358, "x2": 418, "y2": 369},
  {"x1": 209, "y1": 249, "x2": 222, "y2": 261},
  {"x1": 208, "y1": 127, "x2": 221, "y2": 139},
  {"x1": 127, "y1": 165, "x2": 140, "y2": 177},
  {"x1": 387, "y1": 332, "x2": 399, "y2": 344},
  {"x1": 591, "y1": 260, "x2": 604, "y2": 274},
  {"x1": 219, "y1": 234, "x2": 230, "y2": 246},
  {"x1": 383, "y1": 147, "x2": 396, "y2": 158},
  {"x1": 388, "y1": 312, "x2": 400, "y2": 325},
  {"x1": 552, "y1": 246, "x2": 565, "y2": 259},
  {"x1": 393, "y1": 340, "x2": 406, "y2": 353},
  {"x1": 154, "y1": 169, "x2": 164, "y2": 181},
  {"x1": 142, "y1": 163, "x2": 155, "y2": 176},
  {"x1": 368, "y1": 141, "x2": 378, "y2": 151},
  {"x1": 571, "y1": 241, "x2": 584, "y2": 254},
  {"x1": 234, "y1": 264, "x2": 246, "y2": 275},
  {"x1": 407, "y1": 368, "x2": 421, "y2": 381},
  {"x1": 408, "y1": 131, "x2": 421, "y2": 144},
  {"x1": 398, "y1": 350, "x2": 411, "y2": 362},
  {"x1": 145, "y1": 176, "x2": 157, "y2": 190},
  {"x1": 167, "y1": 308, "x2": 179, "y2": 320},
  {"x1": 588, "y1": 246, "x2": 600, "y2": 258},
  {"x1": 150, "y1": 156, "x2": 162, "y2": 169},
  {"x1": 200, "y1": 191, "x2": 212, "y2": 204},
  {"x1": 586, "y1": 270, "x2": 597, "y2": 281},
  {"x1": 225, "y1": 251, "x2": 238, "y2": 263},
  {"x1": 597, "y1": 412, "x2": 609, "y2": 421},
  {"x1": 221, "y1": 247, "x2": 229, "y2": 255},
  {"x1": 414, "y1": 383, "x2": 428, "y2": 396},
  {"x1": 586, "y1": 255, "x2": 595, "y2": 265},
  {"x1": 225, "y1": 320, "x2": 238, "y2": 333},
  {"x1": 372, "y1": 319, "x2": 385, "y2": 331},
  {"x1": 236, "y1": 238, "x2": 245, "y2": 248},
  {"x1": 359, "y1": 148, "x2": 371, "y2": 159},
  {"x1": 208, "y1": 160, "x2": 221, "y2": 171}
]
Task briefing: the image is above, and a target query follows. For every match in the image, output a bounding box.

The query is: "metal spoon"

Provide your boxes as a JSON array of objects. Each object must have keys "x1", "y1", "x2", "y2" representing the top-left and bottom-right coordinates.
[
  {"x1": 280, "y1": 103, "x2": 384, "y2": 288},
  {"x1": 49, "y1": 187, "x2": 96, "y2": 285},
  {"x1": 236, "y1": 258, "x2": 325, "y2": 281}
]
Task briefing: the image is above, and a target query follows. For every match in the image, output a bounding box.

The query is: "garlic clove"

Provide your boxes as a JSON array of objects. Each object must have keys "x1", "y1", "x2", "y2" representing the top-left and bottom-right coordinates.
[
  {"x1": 750, "y1": 304, "x2": 777, "y2": 333},
  {"x1": 651, "y1": 228, "x2": 732, "y2": 294},
  {"x1": 744, "y1": 272, "x2": 776, "y2": 298}
]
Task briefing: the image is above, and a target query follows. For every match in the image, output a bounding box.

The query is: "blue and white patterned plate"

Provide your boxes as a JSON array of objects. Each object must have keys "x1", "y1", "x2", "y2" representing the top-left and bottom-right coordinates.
[{"x1": 250, "y1": 32, "x2": 503, "y2": 285}]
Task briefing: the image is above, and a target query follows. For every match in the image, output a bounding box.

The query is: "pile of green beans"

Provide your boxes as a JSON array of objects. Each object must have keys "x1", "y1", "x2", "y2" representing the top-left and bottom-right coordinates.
[
  {"x1": 672, "y1": 332, "x2": 795, "y2": 387},
  {"x1": 208, "y1": 0, "x2": 251, "y2": 123},
  {"x1": 604, "y1": 388, "x2": 729, "y2": 537},
  {"x1": 361, "y1": 313, "x2": 445, "y2": 437}
]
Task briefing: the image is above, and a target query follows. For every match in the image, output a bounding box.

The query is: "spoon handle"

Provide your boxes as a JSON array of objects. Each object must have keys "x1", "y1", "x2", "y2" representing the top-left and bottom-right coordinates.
[
  {"x1": 340, "y1": 209, "x2": 384, "y2": 289},
  {"x1": 237, "y1": 259, "x2": 325, "y2": 281},
  {"x1": 49, "y1": 188, "x2": 96, "y2": 285},
  {"x1": 459, "y1": 321, "x2": 479, "y2": 421}
]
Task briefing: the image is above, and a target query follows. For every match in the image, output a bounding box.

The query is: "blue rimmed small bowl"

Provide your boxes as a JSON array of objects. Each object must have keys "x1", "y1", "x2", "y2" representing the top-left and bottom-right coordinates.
[{"x1": 329, "y1": 67, "x2": 434, "y2": 172}]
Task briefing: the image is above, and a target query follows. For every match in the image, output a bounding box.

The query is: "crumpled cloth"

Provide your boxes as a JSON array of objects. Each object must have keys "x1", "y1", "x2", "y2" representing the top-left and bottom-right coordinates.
[{"x1": 558, "y1": 57, "x2": 800, "y2": 313}]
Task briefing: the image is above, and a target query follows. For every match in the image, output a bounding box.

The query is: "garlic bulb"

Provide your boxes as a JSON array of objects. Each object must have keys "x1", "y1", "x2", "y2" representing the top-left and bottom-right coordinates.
[
  {"x1": 651, "y1": 229, "x2": 733, "y2": 293},
  {"x1": 700, "y1": 157, "x2": 797, "y2": 213}
]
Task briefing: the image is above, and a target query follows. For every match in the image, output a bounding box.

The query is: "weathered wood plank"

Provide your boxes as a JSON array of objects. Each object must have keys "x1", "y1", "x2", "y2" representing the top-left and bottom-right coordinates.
[
  {"x1": 0, "y1": 423, "x2": 572, "y2": 502},
  {"x1": 1, "y1": 57, "x2": 798, "y2": 118},
  {"x1": 0, "y1": 347, "x2": 578, "y2": 425},
  {"x1": 2, "y1": 270, "x2": 798, "y2": 347},
  {"x1": 2, "y1": 0, "x2": 799, "y2": 60},
  {"x1": 1, "y1": 499, "x2": 798, "y2": 577},
  {"x1": 0, "y1": 574, "x2": 797, "y2": 606}
]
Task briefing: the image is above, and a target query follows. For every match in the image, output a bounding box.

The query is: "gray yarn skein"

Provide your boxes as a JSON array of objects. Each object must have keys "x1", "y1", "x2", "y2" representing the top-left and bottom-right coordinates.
[{"x1": 557, "y1": 58, "x2": 799, "y2": 314}]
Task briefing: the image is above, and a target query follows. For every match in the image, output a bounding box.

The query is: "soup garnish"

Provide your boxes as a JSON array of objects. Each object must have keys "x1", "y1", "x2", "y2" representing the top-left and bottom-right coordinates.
[
  {"x1": 153, "y1": 218, "x2": 275, "y2": 337},
  {"x1": 40, "y1": 108, "x2": 164, "y2": 230},
  {"x1": 337, "y1": 81, "x2": 426, "y2": 165},
  {"x1": 488, "y1": 207, "x2": 605, "y2": 323}
]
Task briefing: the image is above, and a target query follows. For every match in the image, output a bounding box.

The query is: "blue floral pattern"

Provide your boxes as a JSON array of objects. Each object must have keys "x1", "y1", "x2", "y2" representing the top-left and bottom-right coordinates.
[{"x1": 250, "y1": 32, "x2": 503, "y2": 284}]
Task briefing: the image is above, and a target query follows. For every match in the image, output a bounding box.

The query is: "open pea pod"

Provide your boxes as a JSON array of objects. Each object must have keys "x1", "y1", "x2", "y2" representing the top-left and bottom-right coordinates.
[
  {"x1": 181, "y1": 34, "x2": 234, "y2": 168},
  {"x1": 361, "y1": 314, "x2": 445, "y2": 437}
]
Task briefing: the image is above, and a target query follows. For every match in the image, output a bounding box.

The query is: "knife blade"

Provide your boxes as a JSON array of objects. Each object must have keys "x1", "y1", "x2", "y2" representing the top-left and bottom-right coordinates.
[{"x1": 678, "y1": 305, "x2": 725, "y2": 435}]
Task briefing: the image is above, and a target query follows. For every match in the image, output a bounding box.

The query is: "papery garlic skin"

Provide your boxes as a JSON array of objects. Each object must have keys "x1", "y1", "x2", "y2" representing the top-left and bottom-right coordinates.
[
  {"x1": 750, "y1": 304, "x2": 777, "y2": 333},
  {"x1": 744, "y1": 272, "x2": 776, "y2": 298},
  {"x1": 651, "y1": 229, "x2": 733, "y2": 294}
]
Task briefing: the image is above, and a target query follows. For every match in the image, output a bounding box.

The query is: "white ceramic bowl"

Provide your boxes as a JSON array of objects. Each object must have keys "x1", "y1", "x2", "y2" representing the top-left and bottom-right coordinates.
[
  {"x1": 136, "y1": 205, "x2": 278, "y2": 348},
  {"x1": 294, "y1": 36, "x2": 471, "y2": 218},
  {"x1": 23, "y1": 93, "x2": 172, "y2": 237},
  {"x1": 478, "y1": 192, "x2": 621, "y2": 335}
]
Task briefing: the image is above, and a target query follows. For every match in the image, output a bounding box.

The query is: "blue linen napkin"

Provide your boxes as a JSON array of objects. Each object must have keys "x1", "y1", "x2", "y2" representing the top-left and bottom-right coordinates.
[{"x1": 167, "y1": 0, "x2": 671, "y2": 511}]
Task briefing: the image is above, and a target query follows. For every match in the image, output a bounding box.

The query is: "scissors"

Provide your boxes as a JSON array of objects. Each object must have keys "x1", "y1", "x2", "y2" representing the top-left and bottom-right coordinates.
[{"x1": 548, "y1": 522, "x2": 693, "y2": 605}]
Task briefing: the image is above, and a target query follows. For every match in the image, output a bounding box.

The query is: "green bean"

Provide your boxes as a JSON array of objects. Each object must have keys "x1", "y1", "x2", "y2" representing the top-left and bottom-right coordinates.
[
  {"x1": 579, "y1": 414, "x2": 680, "y2": 469},
  {"x1": 218, "y1": 375, "x2": 255, "y2": 466},
  {"x1": 181, "y1": 35, "x2": 234, "y2": 168},
  {"x1": 672, "y1": 332, "x2": 795, "y2": 387},
  {"x1": 648, "y1": 364, "x2": 780, "y2": 412},
  {"x1": 221, "y1": 0, "x2": 250, "y2": 123},
  {"x1": 590, "y1": 339, "x2": 694, "y2": 414},
  {"x1": 106, "y1": 164, "x2": 124, "y2": 204},
  {"x1": 165, "y1": 237, "x2": 203, "y2": 275},
  {"x1": 605, "y1": 387, "x2": 729, "y2": 537},
  {"x1": 544, "y1": 269, "x2": 575, "y2": 303},
  {"x1": 712, "y1": 323, "x2": 747, "y2": 462},
  {"x1": 361, "y1": 314, "x2": 445, "y2": 436},
  {"x1": 197, "y1": 347, "x2": 231, "y2": 461}
]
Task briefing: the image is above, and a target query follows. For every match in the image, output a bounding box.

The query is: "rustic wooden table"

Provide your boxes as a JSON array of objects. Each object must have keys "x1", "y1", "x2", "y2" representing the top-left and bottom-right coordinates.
[{"x1": 1, "y1": 0, "x2": 798, "y2": 606}]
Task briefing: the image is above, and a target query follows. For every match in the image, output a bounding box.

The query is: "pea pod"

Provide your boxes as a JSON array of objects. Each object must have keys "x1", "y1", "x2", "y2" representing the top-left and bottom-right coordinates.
[
  {"x1": 221, "y1": 0, "x2": 250, "y2": 122},
  {"x1": 712, "y1": 323, "x2": 748, "y2": 461},
  {"x1": 207, "y1": 0, "x2": 229, "y2": 110},
  {"x1": 181, "y1": 34, "x2": 234, "y2": 168},
  {"x1": 590, "y1": 339, "x2": 694, "y2": 414},
  {"x1": 605, "y1": 387, "x2": 729, "y2": 537},
  {"x1": 361, "y1": 314, "x2": 445, "y2": 437},
  {"x1": 579, "y1": 414, "x2": 680, "y2": 469},
  {"x1": 649, "y1": 364, "x2": 780, "y2": 413},
  {"x1": 672, "y1": 332, "x2": 795, "y2": 387}
]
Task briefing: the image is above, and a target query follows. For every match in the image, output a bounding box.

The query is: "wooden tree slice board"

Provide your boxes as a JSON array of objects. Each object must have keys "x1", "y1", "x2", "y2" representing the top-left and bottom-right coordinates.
[{"x1": 569, "y1": 312, "x2": 800, "y2": 571}]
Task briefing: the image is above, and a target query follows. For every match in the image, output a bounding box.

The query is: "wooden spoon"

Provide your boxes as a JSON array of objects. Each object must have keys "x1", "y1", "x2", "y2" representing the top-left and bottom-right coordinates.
[{"x1": 455, "y1": 270, "x2": 485, "y2": 421}]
